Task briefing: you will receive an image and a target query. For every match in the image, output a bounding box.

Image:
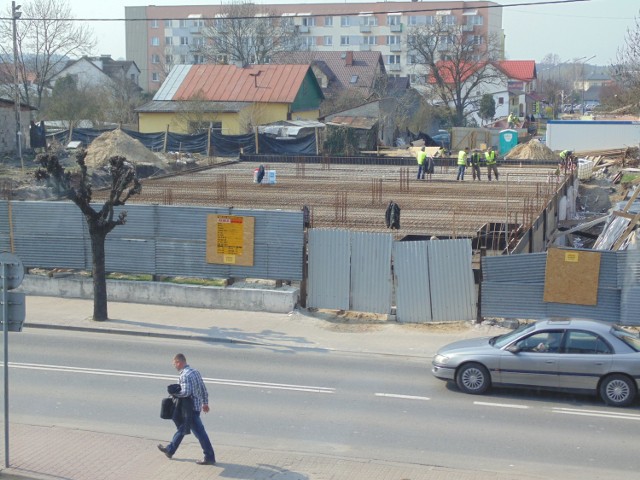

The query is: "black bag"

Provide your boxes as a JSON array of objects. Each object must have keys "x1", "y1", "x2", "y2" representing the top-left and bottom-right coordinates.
[{"x1": 160, "y1": 396, "x2": 176, "y2": 420}]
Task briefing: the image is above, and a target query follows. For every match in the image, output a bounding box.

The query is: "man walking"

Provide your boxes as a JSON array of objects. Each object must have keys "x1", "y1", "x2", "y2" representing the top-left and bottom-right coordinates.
[
  {"x1": 485, "y1": 146, "x2": 499, "y2": 181},
  {"x1": 469, "y1": 149, "x2": 482, "y2": 181},
  {"x1": 456, "y1": 147, "x2": 468, "y2": 181},
  {"x1": 158, "y1": 354, "x2": 217, "y2": 466}
]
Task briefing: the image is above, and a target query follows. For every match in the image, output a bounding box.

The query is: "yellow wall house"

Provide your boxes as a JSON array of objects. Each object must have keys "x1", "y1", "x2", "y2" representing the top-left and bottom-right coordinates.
[{"x1": 136, "y1": 64, "x2": 324, "y2": 135}]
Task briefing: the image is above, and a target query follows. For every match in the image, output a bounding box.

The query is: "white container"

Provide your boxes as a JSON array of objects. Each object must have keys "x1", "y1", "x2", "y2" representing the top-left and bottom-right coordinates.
[{"x1": 577, "y1": 158, "x2": 594, "y2": 180}]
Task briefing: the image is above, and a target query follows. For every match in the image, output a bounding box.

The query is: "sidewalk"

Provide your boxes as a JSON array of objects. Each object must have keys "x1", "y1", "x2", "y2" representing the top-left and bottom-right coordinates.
[{"x1": 1, "y1": 296, "x2": 520, "y2": 480}]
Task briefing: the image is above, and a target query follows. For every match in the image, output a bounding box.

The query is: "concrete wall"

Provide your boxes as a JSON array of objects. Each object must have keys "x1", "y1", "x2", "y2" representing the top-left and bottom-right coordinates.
[
  {"x1": 546, "y1": 120, "x2": 640, "y2": 151},
  {"x1": 21, "y1": 275, "x2": 299, "y2": 314}
]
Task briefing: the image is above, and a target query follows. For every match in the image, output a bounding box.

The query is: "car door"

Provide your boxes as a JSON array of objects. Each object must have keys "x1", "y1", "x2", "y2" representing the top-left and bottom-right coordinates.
[
  {"x1": 555, "y1": 329, "x2": 613, "y2": 391},
  {"x1": 498, "y1": 330, "x2": 564, "y2": 388}
]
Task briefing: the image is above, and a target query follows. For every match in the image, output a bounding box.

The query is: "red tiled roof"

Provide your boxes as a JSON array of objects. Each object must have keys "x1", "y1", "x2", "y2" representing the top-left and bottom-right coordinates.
[
  {"x1": 494, "y1": 60, "x2": 536, "y2": 81},
  {"x1": 428, "y1": 61, "x2": 486, "y2": 84},
  {"x1": 160, "y1": 64, "x2": 313, "y2": 103}
]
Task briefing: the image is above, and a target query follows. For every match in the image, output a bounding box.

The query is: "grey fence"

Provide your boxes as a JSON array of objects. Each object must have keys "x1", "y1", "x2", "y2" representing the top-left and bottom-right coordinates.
[
  {"x1": 481, "y1": 249, "x2": 640, "y2": 325},
  {"x1": 307, "y1": 229, "x2": 476, "y2": 322},
  {"x1": 0, "y1": 200, "x2": 304, "y2": 281}
]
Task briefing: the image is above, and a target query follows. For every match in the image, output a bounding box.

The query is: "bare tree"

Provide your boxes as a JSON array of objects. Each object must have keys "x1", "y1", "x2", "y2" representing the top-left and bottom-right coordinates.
[
  {"x1": 0, "y1": 0, "x2": 95, "y2": 111},
  {"x1": 611, "y1": 10, "x2": 640, "y2": 113},
  {"x1": 406, "y1": 18, "x2": 502, "y2": 126},
  {"x1": 43, "y1": 75, "x2": 104, "y2": 128},
  {"x1": 196, "y1": 0, "x2": 300, "y2": 65},
  {"x1": 35, "y1": 151, "x2": 141, "y2": 321}
]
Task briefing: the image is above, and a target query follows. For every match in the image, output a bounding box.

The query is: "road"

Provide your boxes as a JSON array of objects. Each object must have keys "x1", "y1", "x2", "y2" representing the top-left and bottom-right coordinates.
[{"x1": 6, "y1": 329, "x2": 640, "y2": 479}]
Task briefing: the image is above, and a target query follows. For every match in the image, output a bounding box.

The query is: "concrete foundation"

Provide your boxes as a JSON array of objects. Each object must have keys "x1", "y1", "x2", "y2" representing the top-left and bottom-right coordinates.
[{"x1": 21, "y1": 275, "x2": 299, "y2": 314}]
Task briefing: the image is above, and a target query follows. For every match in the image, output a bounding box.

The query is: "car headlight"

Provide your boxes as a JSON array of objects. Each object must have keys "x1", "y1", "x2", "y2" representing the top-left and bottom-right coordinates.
[{"x1": 433, "y1": 354, "x2": 449, "y2": 365}]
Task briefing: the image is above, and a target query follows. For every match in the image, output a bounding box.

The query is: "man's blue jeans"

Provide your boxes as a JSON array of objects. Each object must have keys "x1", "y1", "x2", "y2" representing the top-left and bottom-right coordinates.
[
  {"x1": 168, "y1": 411, "x2": 215, "y2": 461},
  {"x1": 456, "y1": 165, "x2": 466, "y2": 180}
]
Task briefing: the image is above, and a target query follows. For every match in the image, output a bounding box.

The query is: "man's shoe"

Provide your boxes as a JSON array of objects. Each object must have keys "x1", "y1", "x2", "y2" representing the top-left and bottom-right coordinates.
[
  {"x1": 196, "y1": 458, "x2": 216, "y2": 465},
  {"x1": 157, "y1": 444, "x2": 173, "y2": 459}
]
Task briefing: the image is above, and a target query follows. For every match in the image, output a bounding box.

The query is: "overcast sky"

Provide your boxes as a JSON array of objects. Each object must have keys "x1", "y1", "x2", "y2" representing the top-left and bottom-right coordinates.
[{"x1": 58, "y1": 0, "x2": 639, "y2": 65}]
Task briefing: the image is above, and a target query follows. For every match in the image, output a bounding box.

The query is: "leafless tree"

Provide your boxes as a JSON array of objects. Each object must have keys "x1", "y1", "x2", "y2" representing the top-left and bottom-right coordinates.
[
  {"x1": 196, "y1": 1, "x2": 301, "y2": 66},
  {"x1": 611, "y1": 10, "x2": 640, "y2": 113},
  {"x1": 0, "y1": 0, "x2": 95, "y2": 111},
  {"x1": 406, "y1": 18, "x2": 503, "y2": 126},
  {"x1": 35, "y1": 151, "x2": 141, "y2": 321}
]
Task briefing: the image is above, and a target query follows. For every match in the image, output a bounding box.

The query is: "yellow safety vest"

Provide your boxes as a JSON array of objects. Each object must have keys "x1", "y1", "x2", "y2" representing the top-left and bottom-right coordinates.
[
  {"x1": 485, "y1": 151, "x2": 496, "y2": 165},
  {"x1": 457, "y1": 151, "x2": 467, "y2": 166},
  {"x1": 417, "y1": 151, "x2": 427, "y2": 165}
]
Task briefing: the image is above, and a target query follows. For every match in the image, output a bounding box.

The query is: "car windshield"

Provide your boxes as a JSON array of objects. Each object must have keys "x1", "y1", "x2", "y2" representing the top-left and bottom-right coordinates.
[
  {"x1": 491, "y1": 323, "x2": 536, "y2": 348},
  {"x1": 611, "y1": 325, "x2": 640, "y2": 352}
]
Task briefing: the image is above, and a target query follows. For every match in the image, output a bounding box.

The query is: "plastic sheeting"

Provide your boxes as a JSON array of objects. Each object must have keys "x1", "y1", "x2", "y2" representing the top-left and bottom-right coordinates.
[{"x1": 46, "y1": 128, "x2": 316, "y2": 157}]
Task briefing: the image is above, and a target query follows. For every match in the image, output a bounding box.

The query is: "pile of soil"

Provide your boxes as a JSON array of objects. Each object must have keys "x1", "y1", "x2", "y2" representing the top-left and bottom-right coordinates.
[
  {"x1": 505, "y1": 139, "x2": 560, "y2": 161},
  {"x1": 84, "y1": 129, "x2": 165, "y2": 169}
]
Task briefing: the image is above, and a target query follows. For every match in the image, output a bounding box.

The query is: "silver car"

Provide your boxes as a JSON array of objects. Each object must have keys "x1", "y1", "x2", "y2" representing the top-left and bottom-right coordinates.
[{"x1": 432, "y1": 318, "x2": 640, "y2": 407}]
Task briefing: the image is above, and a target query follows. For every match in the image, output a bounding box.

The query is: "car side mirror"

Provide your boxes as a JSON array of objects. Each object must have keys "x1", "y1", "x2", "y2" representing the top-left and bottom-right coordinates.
[{"x1": 506, "y1": 344, "x2": 520, "y2": 354}]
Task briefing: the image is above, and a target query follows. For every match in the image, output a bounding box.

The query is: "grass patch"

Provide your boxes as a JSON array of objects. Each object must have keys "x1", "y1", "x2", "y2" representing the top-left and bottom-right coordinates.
[
  {"x1": 161, "y1": 276, "x2": 226, "y2": 287},
  {"x1": 106, "y1": 273, "x2": 153, "y2": 281},
  {"x1": 621, "y1": 173, "x2": 640, "y2": 184}
]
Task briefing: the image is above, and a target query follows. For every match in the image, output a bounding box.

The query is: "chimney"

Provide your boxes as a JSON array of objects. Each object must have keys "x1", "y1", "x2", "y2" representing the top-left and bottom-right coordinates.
[{"x1": 345, "y1": 51, "x2": 353, "y2": 66}]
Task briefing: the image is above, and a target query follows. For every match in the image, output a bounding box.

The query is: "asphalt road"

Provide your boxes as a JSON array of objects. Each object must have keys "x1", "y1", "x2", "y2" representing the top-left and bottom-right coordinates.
[{"x1": 7, "y1": 329, "x2": 640, "y2": 479}]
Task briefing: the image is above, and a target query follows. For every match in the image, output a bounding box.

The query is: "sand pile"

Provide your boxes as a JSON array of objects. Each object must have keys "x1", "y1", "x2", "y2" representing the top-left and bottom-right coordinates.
[
  {"x1": 504, "y1": 139, "x2": 560, "y2": 160},
  {"x1": 85, "y1": 129, "x2": 165, "y2": 168}
]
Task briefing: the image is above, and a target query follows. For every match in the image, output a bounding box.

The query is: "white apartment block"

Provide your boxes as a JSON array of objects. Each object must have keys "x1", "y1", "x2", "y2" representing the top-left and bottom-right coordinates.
[{"x1": 125, "y1": 1, "x2": 503, "y2": 92}]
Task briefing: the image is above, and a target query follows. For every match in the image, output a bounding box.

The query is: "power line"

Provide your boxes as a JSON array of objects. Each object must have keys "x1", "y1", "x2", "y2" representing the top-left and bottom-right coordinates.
[{"x1": 0, "y1": 0, "x2": 591, "y2": 23}]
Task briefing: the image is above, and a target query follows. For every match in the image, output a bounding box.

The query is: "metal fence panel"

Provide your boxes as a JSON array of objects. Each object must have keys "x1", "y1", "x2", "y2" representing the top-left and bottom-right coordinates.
[
  {"x1": 429, "y1": 239, "x2": 476, "y2": 321},
  {"x1": 394, "y1": 241, "x2": 432, "y2": 323},
  {"x1": 482, "y1": 252, "x2": 547, "y2": 283},
  {"x1": 350, "y1": 232, "x2": 393, "y2": 314},
  {"x1": 307, "y1": 229, "x2": 350, "y2": 310}
]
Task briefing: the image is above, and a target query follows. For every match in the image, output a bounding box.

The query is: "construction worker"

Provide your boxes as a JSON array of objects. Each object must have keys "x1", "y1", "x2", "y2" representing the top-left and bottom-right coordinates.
[
  {"x1": 508, "y1": 112, "x2": 516, "y2": 129},
  {"x1": 456, "y1": 147, "x2": 469, "y2": 181},
  {"x1": 416, "y1": 146, "x2": 427, "y2": 180},
  {"x1": 485, "y1": 146, "x2": 499, "y2": 181},
  {"x1": 469, "y1": 149, "x2": 482, "y2": 181},
  {"x1": 559, "y1": 150, "x2": 574, "y2": 168}
]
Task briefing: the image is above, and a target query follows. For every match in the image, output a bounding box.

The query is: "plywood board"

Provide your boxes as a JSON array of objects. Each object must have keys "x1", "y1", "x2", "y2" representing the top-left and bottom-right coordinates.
[
  {"x1": 543, "y1": 248, "x2": 601, "y2": 305},
  {"x1": 206, "y1": 215, "x2": 255, "y2": 266}
]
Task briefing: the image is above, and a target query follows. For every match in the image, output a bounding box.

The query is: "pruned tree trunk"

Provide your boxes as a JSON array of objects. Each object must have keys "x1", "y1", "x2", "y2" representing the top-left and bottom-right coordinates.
[{"x1": 90, "y1": 225, "x2": 109, "y2": 321}]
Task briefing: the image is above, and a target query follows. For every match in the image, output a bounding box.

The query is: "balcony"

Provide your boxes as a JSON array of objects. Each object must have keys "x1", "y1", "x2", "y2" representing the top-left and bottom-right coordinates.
[
  {"x1": 462, "y1": 24, "x2": 474, "y2": 32},
  {"x1": 389, "y1": 43, "x2": 402, "y2": 52},
  {"x1": 388, "y1": 64, "x2": 401, "y2": 71},
  {"x1": 299, "y1": 25, "x2": 309, "y2": 33},
  {"x1": 390, "y1": 23, "x2": 402, "y2": 32},
  {"x1": 360, "y1": 44, "x2": 371, "y2": 51},
  {"x1": 359, "y1": 24, "x2": 371, "y2": 33}
]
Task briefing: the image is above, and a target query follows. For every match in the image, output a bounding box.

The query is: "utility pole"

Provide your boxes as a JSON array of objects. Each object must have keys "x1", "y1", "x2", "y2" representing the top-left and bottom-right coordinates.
[{"x1": 12, "y1": 1, "x2": 23, "y2": 169}]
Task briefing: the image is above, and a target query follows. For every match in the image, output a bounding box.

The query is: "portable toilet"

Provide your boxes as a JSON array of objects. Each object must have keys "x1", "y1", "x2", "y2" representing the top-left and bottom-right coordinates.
[{"x1": 499, "y1": 129, "x2": 518, "y2": 156}]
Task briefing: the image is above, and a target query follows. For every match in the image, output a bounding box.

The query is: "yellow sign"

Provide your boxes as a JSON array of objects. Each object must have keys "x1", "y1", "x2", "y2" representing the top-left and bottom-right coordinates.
[
  {"x1": 206, "y1": 215, "x2": 255, "y2": 266},
  {"x1": 564, "y1": 252, "x2": 579, "y2": 263}
]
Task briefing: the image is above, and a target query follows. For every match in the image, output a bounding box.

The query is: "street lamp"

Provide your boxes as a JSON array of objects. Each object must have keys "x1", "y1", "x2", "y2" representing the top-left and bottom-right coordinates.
[
  {"x1": 581, "y1": 55, "x2": 596, "y2": 115},
  {"x1": 12, "y1": 1, "x2": 23, "y2": 168}
]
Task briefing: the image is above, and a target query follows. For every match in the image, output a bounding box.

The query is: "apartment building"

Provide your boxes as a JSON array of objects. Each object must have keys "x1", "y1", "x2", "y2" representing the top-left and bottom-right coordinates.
[{"x1": 125, "y1": 1, "x2": 503, "y2": 93}]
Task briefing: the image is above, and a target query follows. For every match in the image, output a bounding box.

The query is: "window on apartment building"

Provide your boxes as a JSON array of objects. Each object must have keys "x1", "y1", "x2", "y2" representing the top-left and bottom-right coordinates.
[
  {"x1": 324, "y1": 35, "x2": 333, "y2": 46},
  {"x1": 214, "y1": 18, "x2": 225, "y2": 29},
  {"x1": 193, "y1": 19, "x2": 204, "y2": 28},
  {"x1": 387, "y1": 35, "x2": 400, "y2": 45},
  {"x1": 360, "y1": 15, "x2": 377, "y2": 26},
  {"x1": 150, "y1": 19, "x2": 158, "y2": 28},
  {"x1": 388, "y1": 14, "x2": 401, "y2": 26},
  {"x1": 425, "y1": 15, "x2": 435, "y2": 25},
  {"x1": 324, "y1": 16, "x2": 333, "y2": 27},
  {"x1": 341, "y1": 16, "x2": 350, "y2": 27},
  {"x1": 363, "y1": 35, "x2": 376, "y2": 45},
  {"x1": 409, "y1": 74, "x2": 426, "y2": 85},
  {"x1": 301, "y1": 37, "x2": 315, "y2": 49},
  {"x1": 440, "y1": 15, "x2": 456, "y2": 25},
  {"x1": 180, "y1": 55, "x2": 188, "y2": 63},
  {"x1": 387, "y1": 55, "x2": 400, "y2": 64},
  {"x1": 467, "y1": 15, "x2": 483, "y2": 26},
  {"x1": 408, "y1": 54, "x2": 420, "y2": 64},
  {"x1": 468, "y1": 35, "x2": 483, "y2": 45},
  {"x1": 151, "y1": 54, "x2": 160, "y2": 64},
  {"x1": 340, "y1": 36, "x2": 350, "y2": 45},
  {"x1": 302, "y1": 16, "x2": 316, "y2": 27},
  {"x1": 193, "y1": 54, "x2": 204, "y2": 64},
  {"x1": 152, "y1": 72, "x2": 160, "y2": 82},
  {"x1": 179, "y1": 19, "x2": 188, "y2": 28},
  {"x1": 165, "y1": 54, "x2": 173, "y2": 64},
  {"x1": 165, "y1": 36, "x2": 173, "y2": 45},
  {"x1": 180, "y1": 37, "x2": 189, "y2": 45},
  {"x1": 164, "y1": 19, "x2": 172, "y2": 27},
  {"x1": 151, "y1": 37, "x2": 159, "y2": 46}
]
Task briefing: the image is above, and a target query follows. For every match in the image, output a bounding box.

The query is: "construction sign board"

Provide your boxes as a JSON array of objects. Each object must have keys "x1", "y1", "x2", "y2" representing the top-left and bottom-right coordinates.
[
  {"x1": 543, "y1": 248, "x2": 601, "y2": 306},
  {"x1": 206, "y1": 215, "x2": 255, "y2": 266}
]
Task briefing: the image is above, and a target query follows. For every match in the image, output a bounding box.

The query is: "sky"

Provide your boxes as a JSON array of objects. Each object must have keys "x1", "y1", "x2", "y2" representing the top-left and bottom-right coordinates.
[{"x1": 42, "y1": 0, "x2": 640, "y2": 65}]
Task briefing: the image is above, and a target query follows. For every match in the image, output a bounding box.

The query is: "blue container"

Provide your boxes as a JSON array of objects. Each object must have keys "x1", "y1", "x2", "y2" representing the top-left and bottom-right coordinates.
[{"x1": 499, "y1": 129, "x2": 518, "y2": 156}]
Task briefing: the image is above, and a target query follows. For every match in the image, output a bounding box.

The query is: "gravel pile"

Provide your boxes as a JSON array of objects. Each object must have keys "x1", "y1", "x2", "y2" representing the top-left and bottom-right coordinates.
[{"x1": 505, "y1": 139, "x2": 560, "y2": 160}]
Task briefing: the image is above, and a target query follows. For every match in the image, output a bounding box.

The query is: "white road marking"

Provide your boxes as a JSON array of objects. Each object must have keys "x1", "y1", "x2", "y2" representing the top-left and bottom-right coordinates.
[
  {"x1": 473, "y1": 401, "x2": 529, "y2": 409},
  {"x1": 8, "y1": 362, "x2": 334, "y2": 394},
  {"x1": 552, "y1": 408, "x2": 640, "y2": 421},
  {"x1": 375, "y1": 393, "x2": 430, "y2": 401}
]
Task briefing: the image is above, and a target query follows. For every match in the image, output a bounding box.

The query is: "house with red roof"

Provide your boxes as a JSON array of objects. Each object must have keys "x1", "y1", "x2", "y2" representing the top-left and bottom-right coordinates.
[{"x1": 136, "y1": 63, "x2": 324, "y2": 134}]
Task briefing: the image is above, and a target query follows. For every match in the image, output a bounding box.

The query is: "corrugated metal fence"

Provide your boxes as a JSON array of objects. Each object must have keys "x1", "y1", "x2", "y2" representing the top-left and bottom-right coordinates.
[
  {"x1": 0, "y1": 200, "x2": 304, "y2": 281},
  {"x1": 482, "y1": 250, "x2": 640, "y2": 325},
  {"x1": 307, "y1": 229, "x2": 476, "y2": 323}
]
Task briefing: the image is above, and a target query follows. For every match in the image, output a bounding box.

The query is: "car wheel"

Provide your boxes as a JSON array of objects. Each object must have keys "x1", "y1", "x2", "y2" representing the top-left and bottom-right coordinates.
[
  {"x1": 456, "y1": 363, "x2": 490, "y2": 395},
  {"x1": 599, "y1": 374, "x2": 636, "y2": 407}
]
